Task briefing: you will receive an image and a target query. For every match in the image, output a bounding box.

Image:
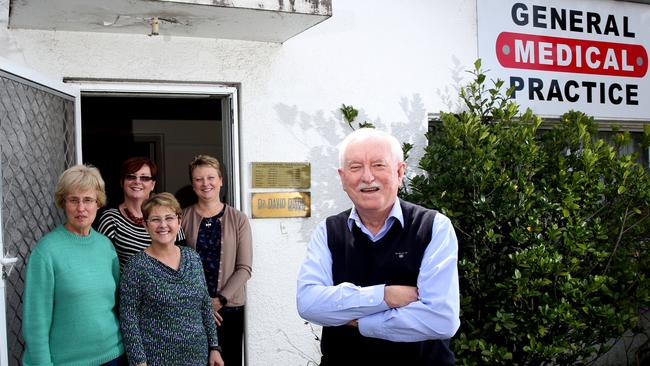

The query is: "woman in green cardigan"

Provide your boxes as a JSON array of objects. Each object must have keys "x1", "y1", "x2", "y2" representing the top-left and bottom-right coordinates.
[{"x1": 22, "y1": 165, "x2": 125, "y2": 366}]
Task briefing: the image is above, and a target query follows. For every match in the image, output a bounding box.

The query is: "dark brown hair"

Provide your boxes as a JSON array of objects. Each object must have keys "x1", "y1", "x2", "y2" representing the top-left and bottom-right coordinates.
[{"x1": 120, "y1": 156, "x2": 157, "y2": 185}]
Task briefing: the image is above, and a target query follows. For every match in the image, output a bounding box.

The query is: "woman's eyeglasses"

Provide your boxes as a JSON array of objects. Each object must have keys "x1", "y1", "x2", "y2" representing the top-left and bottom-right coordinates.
[
  {"x1": 65, "y1": 197, "x2": 97, "y2": 207},
  {"x1": 124, "y1": 174, "x2": 154, "y2": 182},
  {"x1": 147, "y1": 215, "x2": 179, "y2": 226}
]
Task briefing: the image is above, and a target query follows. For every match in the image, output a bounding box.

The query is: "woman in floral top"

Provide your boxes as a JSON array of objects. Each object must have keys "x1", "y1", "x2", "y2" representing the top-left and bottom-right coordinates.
[{"x1": 119, "y1": 192, "x2": 223, "y2": 366}]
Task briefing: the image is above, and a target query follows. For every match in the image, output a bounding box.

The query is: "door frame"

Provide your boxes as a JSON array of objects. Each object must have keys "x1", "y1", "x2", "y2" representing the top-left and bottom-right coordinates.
[
  {"x1": 0, "y1": 56, "x2": 80, "y2": 366},
  {"x1": 68, "y1": 81, "x2": 242, "y2": 210}
]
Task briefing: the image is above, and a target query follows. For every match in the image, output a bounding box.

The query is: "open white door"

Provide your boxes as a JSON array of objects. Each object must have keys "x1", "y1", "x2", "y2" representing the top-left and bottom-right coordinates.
[{"x1": 0, "y1": 57, "x2": 80, "y2": 366}]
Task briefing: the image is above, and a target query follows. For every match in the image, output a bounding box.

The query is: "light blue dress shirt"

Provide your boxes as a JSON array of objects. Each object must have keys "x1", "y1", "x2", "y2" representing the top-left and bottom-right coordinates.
[{"x1": 297, "y1": 200, "x2": 460, "y2": 342}]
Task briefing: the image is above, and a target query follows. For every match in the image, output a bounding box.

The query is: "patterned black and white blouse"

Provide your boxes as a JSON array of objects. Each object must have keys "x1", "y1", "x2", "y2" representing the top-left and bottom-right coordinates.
[{"x1": 97, "y1": 208, "x2": 186, "y2": 269}]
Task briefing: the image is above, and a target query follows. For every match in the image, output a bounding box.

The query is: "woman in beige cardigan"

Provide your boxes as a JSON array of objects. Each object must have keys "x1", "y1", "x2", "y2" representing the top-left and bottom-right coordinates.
[{"x1": 182, "y1": 155, "x2": 252, "y2": 366}]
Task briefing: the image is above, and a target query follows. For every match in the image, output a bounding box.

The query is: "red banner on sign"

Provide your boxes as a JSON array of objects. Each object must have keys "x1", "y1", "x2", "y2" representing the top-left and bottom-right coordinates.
[{"x1": 496, "y1": 32, "x2": 648, "y2": 78}]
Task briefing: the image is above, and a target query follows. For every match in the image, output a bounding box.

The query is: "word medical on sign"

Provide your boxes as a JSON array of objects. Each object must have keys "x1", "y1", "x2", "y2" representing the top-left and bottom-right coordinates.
[{"x1": 478, "y1": 0, "x2": 649, "y2": 119}]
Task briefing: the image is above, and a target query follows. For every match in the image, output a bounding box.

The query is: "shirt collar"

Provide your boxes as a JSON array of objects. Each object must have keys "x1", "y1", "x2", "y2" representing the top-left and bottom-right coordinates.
[{"x1": 346, "y1": 199, "x2": 404, "y2": 232}]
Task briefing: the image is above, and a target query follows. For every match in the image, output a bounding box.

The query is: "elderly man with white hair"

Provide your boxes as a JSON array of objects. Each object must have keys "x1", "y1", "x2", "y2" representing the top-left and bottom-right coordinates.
[{"x1": 297, "y1": 128, "x2": 460, "y2": 366}]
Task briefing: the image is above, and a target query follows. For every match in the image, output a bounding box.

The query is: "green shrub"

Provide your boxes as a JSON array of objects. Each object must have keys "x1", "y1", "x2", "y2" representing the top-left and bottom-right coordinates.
[{"x1": 404, "y1": 60, "x2": 650, "y2": 365}]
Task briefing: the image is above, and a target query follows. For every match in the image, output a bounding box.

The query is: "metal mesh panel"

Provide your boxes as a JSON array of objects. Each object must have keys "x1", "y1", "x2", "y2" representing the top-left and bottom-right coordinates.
[{"x1": 0, "y1": 73, "x2": 75, "y2": 366}]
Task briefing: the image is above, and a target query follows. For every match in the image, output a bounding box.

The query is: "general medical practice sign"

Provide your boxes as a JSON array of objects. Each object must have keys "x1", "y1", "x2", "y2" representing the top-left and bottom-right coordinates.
[{"x1": 477, "y1": 0, "x2": 650, "y2": 120}]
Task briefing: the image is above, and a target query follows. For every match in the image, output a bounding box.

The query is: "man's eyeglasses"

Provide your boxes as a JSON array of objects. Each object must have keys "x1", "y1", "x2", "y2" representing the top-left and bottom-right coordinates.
[
  {"x1": 124, "y1": 174, "x2": 154, "y2": 182},
  {"x1": 65, "y1": 197, "x2": 97, "y2": 206},
  {"x1": 147, "y1": 215, "x2": 179, "y2": 226}
]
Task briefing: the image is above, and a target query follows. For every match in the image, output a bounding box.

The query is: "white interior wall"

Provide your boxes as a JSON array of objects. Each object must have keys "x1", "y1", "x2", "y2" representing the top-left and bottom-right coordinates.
[
  {"x1": 132, "y1": 119, "x2": 222, "y2": 196},
  {"x1": 0, "y1": 1, "x2": 477, "y2": 365}
]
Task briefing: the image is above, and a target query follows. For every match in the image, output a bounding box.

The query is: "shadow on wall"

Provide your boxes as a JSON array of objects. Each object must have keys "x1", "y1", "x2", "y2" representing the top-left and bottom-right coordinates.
[
  {"x1": 271, "y1": 92, "x2": 429, "y2": 245},
  {"x1": 438, "y1": 55, "x2": 470, "y2": 113}
]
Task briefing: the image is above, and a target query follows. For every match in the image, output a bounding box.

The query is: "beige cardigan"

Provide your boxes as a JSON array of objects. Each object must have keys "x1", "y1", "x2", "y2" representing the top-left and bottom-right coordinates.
[{"x1": 181, "y1": 204, "x2": 252, "y2": 307}]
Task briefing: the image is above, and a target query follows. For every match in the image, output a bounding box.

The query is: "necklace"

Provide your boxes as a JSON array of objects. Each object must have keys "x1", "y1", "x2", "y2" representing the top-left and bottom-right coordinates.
[
  {"x1": 198, "y1": 202, "x2": 225, "y2": 218},
  {"x1": 124, "y1": 207, "x2": 144, "y2": 226},
  {"x1": 203, "y1": 205, "x2": 226, "y2": 228}
]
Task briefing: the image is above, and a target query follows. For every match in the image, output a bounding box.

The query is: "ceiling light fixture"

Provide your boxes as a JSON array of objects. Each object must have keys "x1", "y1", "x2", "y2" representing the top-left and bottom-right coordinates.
[{"x1": 150, "y1": 17, "x2": 160, "y2": 36}]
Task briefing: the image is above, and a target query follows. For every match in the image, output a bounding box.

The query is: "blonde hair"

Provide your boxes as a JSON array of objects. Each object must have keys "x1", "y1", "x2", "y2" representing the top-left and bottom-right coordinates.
[
  {"x1": 338, "y1": 128, "x2": 404, "y2": 168},
  {"x1": 54, "y1": 165, "x2": 107, "y2": 208},
  {"x1": 141, "y1": 192, "x2": 182, "y2": 220},
  {"x1": 189, "y1": 154, "x2": 222, "y2": 181}
]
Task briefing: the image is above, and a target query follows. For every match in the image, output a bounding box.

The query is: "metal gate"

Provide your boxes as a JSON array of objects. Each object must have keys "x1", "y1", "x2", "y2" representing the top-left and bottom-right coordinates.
[{"x1": 0, "y1": 69, "x2": 76, "y2": 366}]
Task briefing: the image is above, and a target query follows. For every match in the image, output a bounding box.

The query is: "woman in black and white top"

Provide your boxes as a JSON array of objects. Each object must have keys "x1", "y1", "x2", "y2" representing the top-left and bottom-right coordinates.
[{"x1": 97, "y1": 156, "x2": 185, "y2": 269}]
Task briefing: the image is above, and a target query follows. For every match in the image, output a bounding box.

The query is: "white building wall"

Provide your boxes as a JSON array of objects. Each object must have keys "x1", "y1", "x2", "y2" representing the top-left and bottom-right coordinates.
[{"x1": 0, "y1": 1, "x2": 477, "y2": 365}]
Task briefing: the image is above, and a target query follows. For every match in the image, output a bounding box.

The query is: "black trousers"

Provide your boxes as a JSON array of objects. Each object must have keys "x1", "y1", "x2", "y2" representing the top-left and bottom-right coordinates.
[
  {"x1": 217, "y1": 305, "x2": 245, "y2": 366},
  {"x1": 321, "y1": 326, "x2": 454, "y2": 366}
]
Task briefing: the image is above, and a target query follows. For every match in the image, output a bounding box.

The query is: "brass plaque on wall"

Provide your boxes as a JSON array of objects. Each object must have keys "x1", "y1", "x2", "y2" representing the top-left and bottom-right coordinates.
[
  {"x1": 252, "y1": 192, "x2": 311, "y2": 218},
  {"x1": 252, "y1": 162, "x2": 310, "y2": 189}
]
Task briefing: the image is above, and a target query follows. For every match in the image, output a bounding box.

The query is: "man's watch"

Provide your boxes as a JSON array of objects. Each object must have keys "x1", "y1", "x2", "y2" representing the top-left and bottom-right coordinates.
[{"x1": 216, "y1": 293, "x2": 228, "y2": 306}]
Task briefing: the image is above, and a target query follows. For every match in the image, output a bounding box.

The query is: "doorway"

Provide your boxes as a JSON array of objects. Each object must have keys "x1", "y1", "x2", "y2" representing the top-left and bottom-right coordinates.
[
  {"x1": 81, "y1": 94, "x2": 226, "y2": 208},
  {"x1": 75, "y1": 82, "x2": 240, "y2": 210}
]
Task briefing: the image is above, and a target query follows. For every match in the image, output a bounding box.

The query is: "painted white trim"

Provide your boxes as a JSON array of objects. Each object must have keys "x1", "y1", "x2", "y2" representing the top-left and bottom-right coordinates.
[
  {"x1": 0, "y1": 57, "x2": 79, "y2": 99},
  {"x1": 230, "y1": 88, "x2": 242, "y2": 210},
  {"x1": 71, "y1": 81, "x2": 242, "y2": 210},
  {"x1": 0, "y1": 176, "x2": 7, "y2": 366},
  {"x1": 73, "y1": 81, "x2": 237, "y2": 95},
  {"x1": 75, "y1": 96, "x2": 83, "y2": 163}
]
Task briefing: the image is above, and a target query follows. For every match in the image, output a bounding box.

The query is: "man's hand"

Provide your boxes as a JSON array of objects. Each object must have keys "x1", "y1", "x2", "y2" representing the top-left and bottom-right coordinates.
[
  {"x1": 384, "y1": 285, "x2": 419, "y2": 308},
  {"x1": 346, "y1": 286, "x2": 418, "y2": 328}
]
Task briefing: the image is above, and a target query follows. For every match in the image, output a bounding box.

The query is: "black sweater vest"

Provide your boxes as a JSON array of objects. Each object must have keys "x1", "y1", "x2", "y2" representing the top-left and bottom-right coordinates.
[{"x1": 320, "y1": 200, "x2": 454, "y2": 366}]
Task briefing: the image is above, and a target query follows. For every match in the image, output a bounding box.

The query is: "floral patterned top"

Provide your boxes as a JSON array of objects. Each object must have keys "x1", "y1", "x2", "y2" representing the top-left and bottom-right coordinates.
[
  {"x1": 195, "y1": 206, "x2": 226, "y2": 297},
  {"x1": 119, "y1": 246, "x2": 218, "y2": 366}
]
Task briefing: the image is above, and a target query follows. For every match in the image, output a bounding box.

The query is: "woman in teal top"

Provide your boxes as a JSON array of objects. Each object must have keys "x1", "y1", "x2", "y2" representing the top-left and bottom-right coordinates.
[{"x1": 22, "y1": 165, "x2": 125, "y2": 366}]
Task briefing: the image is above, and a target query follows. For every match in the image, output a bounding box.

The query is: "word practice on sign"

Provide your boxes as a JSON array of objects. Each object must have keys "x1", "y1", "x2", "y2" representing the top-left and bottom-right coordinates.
[{"x1": 496, "y1": 2, "x2": 647, "y2": 106}]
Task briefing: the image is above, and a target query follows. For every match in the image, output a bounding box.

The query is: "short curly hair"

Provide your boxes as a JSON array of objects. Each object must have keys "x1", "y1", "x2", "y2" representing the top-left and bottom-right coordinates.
[
  {"x1": 54, "y1": 165, "x2": 107, "y2": 208},
  {"x1": 188, "y1": 155, "x2": 222, "y2": 181},
  {"x1": 141, "y1": 192, "x2": 182, "y2": 221}
]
